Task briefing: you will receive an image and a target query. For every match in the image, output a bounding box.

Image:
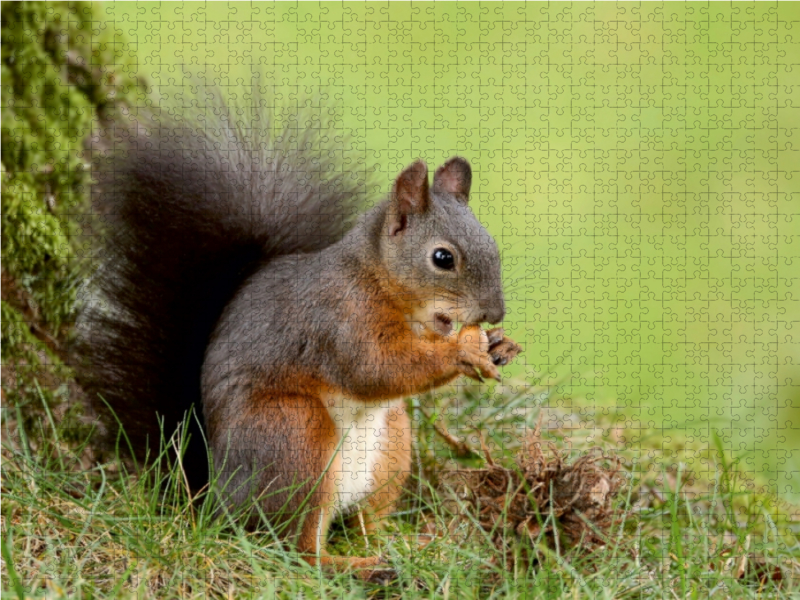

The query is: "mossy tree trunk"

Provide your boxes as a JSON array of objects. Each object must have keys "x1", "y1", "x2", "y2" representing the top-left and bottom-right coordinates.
[{"x1": 1, "y1": 1, "x2": 145, "y2": 418}]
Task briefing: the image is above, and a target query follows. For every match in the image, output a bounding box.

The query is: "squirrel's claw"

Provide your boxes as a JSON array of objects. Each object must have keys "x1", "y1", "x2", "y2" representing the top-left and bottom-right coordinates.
[
  {"x1": 456, "y1": 325, "x2": 505, "y2": 382},
  {"x1": 486, "y1": 327, "x2": 522, "y2": 368},
  {"x1": 486, "y1": 327, "x2": 505, "y2": 347}
]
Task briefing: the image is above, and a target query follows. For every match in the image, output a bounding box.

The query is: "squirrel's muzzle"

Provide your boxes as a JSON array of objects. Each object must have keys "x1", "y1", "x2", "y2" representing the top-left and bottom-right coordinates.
[{"x1": 480, "y1": 297, "x2": 506, "y2": 325}]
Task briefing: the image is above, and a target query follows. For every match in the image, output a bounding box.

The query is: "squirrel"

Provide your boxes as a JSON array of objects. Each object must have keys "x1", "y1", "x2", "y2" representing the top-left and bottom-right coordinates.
[{"x1": 74, "y1": 101, "x2": 522, "y2": 573}]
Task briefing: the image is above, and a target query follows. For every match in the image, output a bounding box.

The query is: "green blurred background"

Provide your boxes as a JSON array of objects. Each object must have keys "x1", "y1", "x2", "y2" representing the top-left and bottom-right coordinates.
[{"x1": 5, "y1": 2, "x2": 800, "y2": 501}]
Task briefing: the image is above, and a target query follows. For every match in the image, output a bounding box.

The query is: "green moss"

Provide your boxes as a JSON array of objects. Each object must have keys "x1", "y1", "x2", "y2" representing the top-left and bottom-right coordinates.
[
  {"x1": 1, "y1": 171, "x2": 74, "y2": 329},
  {"x1": 1, "y1": 300, "x2": 47, "y2": 365},
  {"x1": 1, "y1": 1, "x2": 146, "y2": 405},
  {"x1": 2, "y1": 2, "x2": 143, "y2": 193}
]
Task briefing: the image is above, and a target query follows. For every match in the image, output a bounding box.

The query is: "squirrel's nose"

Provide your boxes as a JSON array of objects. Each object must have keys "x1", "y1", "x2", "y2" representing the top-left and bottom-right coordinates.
[{"x1": 481, "y1": 298, "x2": 505, "y2": 325}]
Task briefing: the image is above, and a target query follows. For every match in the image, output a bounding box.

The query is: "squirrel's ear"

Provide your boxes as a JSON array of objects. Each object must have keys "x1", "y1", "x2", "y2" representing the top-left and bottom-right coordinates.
[
  {"x1": 389, "y1": 160, "x2": 429, "y2": 236},
  {"x1": 432, "y1": 157, "x2": 471, "y2": 204}
]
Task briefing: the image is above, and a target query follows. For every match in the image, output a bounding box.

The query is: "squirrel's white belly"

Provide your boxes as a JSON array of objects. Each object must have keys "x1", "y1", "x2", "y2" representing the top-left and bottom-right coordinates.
[{"x1": 324, "y1": 394, "x2": 401, "y2": 513}]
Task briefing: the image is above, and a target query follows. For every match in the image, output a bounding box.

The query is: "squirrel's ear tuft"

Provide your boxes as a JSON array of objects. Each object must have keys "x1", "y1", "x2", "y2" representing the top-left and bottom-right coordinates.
[
  {"x1": 389, "y1": 160, "x2": 429, "y2": 236},
  {"x1": 433, "y1": 157, "x2": 472, "y2": 204}
]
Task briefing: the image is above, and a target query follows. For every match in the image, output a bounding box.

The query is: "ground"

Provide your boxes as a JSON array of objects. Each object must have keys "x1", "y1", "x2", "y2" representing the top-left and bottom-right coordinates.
[{"x1": 2, "y1": 2, "x2": 798, "y2": 598}]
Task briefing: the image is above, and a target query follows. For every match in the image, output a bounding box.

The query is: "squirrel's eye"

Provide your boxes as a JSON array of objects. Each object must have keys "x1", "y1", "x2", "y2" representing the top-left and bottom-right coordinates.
[{"x1": 432, "y1": 248, "x2": 455, "y2": 270}]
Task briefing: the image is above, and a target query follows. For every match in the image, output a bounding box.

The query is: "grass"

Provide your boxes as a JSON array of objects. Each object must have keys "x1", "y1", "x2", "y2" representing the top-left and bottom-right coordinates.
[
  {"x1": 2, "y1": 4, "x2": 797, "y2": 597},
  {"x1": 2, "y1": 381, "x2": 798, "y2": 599}
]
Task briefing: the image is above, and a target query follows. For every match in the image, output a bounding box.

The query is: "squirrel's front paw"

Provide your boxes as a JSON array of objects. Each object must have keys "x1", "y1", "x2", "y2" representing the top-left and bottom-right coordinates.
[
  {"x1": 486, "y1": 328, "x2": 523, "y2": 367},
  {"x1": 456, "y1": 325, "x2": 500, "y2": 382}
]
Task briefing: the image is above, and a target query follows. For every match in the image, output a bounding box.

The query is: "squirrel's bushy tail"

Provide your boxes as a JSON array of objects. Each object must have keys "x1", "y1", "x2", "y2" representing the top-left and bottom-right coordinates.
[{"x1": 74, "y1": 98, "x2": 371, "y2": 489}]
